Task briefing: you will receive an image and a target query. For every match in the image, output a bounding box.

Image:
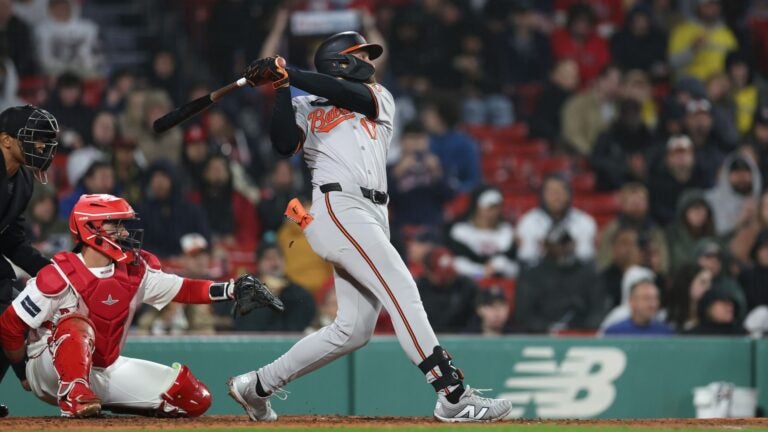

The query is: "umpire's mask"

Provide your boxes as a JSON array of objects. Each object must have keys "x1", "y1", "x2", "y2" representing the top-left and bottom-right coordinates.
[{"x1": 0, "y1": 105, "x2": 59, "y2": 183}]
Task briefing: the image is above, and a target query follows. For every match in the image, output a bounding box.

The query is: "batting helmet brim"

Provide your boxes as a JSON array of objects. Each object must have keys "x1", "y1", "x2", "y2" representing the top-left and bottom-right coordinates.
[{"x1": 339, "y1": 43, "x2": 383, "y2": 60}]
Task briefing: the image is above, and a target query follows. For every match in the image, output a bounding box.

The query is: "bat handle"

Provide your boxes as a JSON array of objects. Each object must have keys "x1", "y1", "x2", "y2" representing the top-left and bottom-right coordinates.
[{"x1": 211, "y1": 78, "x2": 249, "y2": 102}]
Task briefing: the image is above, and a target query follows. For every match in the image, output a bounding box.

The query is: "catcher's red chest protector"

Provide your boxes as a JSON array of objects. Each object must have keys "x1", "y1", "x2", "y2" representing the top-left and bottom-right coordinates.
[{"x1": 49, "y1": 252, "x2": 145, "y2": 368}]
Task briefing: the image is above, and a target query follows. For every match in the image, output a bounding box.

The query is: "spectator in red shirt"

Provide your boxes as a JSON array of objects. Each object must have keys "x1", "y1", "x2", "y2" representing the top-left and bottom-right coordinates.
[{"x1": 551, "y1": 3, "x2": 611, "y2": 87}]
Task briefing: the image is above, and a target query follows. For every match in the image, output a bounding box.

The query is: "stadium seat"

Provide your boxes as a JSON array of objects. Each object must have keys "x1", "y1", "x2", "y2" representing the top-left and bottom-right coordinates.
[
  {"x1": 18, "y1": 76, "x2": 48, "y2": 106},
  {"x1": 82, "y1": 78, "x2": 107, "y2": 108},
  {"x1": 444, "y1": 192, "x2": 471, "y2": 222},
  {"x1": 572, "y1": 193, "x2": 620, "y2": 215},
  {"x1": 571, "y1": 172, "x2": 596, "y2": 193}
]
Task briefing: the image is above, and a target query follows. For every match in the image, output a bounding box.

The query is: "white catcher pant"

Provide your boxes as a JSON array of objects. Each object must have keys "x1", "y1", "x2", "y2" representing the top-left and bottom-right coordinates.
[
  {"x1": 257, "y1": 188, "x2": 442, "y2": 392},
  {"x1": 27, "y1": 346, "x2": 179, "y2": 410}
]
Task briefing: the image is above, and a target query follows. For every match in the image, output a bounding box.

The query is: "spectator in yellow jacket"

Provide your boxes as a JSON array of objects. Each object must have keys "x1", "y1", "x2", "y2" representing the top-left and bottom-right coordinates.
[{"x1": 668, "y1": 0, "x2": 737, "y2": 81}]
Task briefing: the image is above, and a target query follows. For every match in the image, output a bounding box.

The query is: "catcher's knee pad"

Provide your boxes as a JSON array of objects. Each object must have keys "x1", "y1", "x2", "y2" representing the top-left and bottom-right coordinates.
[
  {"x1": 160, "y1": 364, "x2": 211, "y2": 417},
  {"x1": 418, "y1": 346, "x2": 464, "y2": 392},
  {"x1": 51, "y1": 314, "x2": 96, "y2": 390}
]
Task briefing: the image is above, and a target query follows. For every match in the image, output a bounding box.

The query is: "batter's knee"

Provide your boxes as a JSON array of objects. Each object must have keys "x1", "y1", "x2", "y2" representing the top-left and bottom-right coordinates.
[
  {"x1": 159, "y1": 364, "x2": 211, "y2": 417},
  {"x1": 337, "y1": 313, "x2": 378, "y2": 351}
]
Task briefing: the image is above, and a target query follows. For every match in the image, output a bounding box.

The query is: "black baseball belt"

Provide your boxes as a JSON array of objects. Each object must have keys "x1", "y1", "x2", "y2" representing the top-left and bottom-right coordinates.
[{"x1": 320, "y1": 183, "x2": 389, "y2": 205}]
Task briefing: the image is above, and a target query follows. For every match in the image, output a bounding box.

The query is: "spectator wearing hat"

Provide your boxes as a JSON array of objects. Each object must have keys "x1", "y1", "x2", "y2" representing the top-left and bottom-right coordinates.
[
  {"x1": 664, "y1": 190, "x2": 716, "y2": 274},
  {"x1": 179, "y1": 124, "x2": 212, "y2": 192},
  {"x1": 706, "y1": 153, "x2": 762, "y2": 236},
  {"x1": 694, "y1": 238, "x2": 746, "y2": 316},
  {"x1": 597, "y1": 183, "x2": 669, "y2": 275},
  {"x1": 610, "y1": 6, "x2": 668, "y2": 79},
  {"x1": 590, "y1": 98, "x2": 654, "y2": 191},
  {"x1": 551, "y1": 3, "x2": 610, "y2": 87},
  {"x1": 463, "y1": 286, "x2": 513, "y2": 336},
  {"x1": 560, "y1": 65, "x2": 622, "y2": 156},
  {"x1": 515, "y1": 225, "x2": 605, "y2": 333},
  {"x1": 738, "y1": 230, "x2": 768, "y2": 312},
  {"x1": 668, "y1": 0, "x2": 737, "y2": 81},
  {"x1": 112, "y1": 138, "x2": 143, "y2": 205},
  {"x1": 682, "y1": 98, "x2": 734, "y2": 180},
  {"x1": 603, "y1": 276, "x2": 673, "y2": 336},
  {"x1": 517, "y1": 175, "x2": 597, "y2": 265},
  {"x1": 448, "y1": 187, "x2": 517, "y2": 279},
  {"x1": 417, "y1": 247, "x2": 478, "y2": 334},
  {"x1": 231, "y1": 242, "x2": 315, "y2": 332},
  {"x1": 649, "y1": 135, "x2": 710, "y2": 226},
  {"x1": 388, "y1": 121, "x2": 452, "y2": 233},
  {"x1": 685, "y1": 287, "x2": 746, "y2": 335}
]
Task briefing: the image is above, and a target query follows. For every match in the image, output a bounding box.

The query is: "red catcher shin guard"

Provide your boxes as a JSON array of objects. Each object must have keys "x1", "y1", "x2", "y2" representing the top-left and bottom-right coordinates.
[
  {"x1": 160, "y1": 364, "x2": 212, "y2": 417},
  {"x1": 52, "y1": 314, "x2": 101, "y2": 417}
]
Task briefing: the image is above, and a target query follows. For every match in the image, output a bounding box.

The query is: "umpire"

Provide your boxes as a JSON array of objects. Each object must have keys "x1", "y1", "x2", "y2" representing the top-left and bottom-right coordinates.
[{"x1": 0, "y1": 105, "x2": 59, "y2": 414}]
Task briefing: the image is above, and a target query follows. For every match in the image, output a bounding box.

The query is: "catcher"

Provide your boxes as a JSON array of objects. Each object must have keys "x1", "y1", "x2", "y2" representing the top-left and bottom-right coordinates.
[{"x1": 0, "y1": 194, "x2": 283, "y2": 418}]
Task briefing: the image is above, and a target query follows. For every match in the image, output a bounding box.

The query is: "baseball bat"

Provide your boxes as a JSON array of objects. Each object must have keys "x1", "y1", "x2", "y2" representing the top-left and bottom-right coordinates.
[{"x1": 152, "y1": 77, "x2": 248, "y2": 133}]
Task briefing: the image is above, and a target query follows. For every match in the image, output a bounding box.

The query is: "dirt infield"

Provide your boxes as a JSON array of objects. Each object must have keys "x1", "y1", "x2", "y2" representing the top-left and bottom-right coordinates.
[{"x1": 1, "y1": 415, "x2": 767, "y2": 431}]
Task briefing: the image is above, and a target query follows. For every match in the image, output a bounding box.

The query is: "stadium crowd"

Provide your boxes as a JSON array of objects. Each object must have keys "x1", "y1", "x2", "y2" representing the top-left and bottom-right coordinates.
[{"x1": 4, "y1": 0, "x2": 768, "y2": 337}]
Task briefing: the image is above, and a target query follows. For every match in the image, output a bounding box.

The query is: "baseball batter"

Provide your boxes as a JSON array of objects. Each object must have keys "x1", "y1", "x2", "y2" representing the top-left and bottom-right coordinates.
[
  {"x1": 0, "y1": 194, "x2": 283, "y2": 418},
  {"x1": 228, "y1": 31, "x2": 512, "y2": 423}
]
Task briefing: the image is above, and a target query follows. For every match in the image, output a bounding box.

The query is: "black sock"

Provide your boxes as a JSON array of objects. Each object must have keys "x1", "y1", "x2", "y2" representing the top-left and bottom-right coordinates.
[
  {"x1": 445, "y1": 384, "x2": 465, "y2": 404},
  {"x1": 255, "y1": 376, "x2": 269, "y2": 397}
]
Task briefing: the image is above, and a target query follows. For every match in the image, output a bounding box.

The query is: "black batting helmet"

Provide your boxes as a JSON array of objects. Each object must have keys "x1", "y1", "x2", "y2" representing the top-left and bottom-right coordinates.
[{"x1": 314, "y1": 31, "x2": 382, "y2": 82}]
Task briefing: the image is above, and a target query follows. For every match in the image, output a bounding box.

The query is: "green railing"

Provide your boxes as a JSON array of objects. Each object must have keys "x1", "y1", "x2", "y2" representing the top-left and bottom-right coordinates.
[{"x1": 0, "y1": 336, "x2": 761, "y2": 418}]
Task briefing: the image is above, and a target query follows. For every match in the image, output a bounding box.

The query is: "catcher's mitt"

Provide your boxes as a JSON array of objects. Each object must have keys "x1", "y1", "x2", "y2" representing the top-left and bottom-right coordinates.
[
  {"x1": 231, "y1": 274, "x2": 285, "y2": 317},
  {"x1": 243, "y1": 56, "x2": 289, "y2": 89}
]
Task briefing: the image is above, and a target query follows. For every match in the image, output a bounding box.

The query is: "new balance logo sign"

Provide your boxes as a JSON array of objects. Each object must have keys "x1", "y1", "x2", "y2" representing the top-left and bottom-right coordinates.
[
  {"x1": 497, "y1": 346, "x2": 626, "y2": 419},
  {"x1": 102, "y1": 295, "x2": 119, "y2": 306},
  {"x1": 456, "y1": 405, "x2": 488, "y2": 419}
]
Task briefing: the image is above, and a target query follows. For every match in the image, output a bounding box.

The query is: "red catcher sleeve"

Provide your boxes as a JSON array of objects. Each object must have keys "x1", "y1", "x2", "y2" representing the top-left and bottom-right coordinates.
[
  {"x1": 172, "y1": 279, "x2": 214, "y2": 304},
  {"x1": 0, "y1": 307, "x2": 30, "y2": 351}
]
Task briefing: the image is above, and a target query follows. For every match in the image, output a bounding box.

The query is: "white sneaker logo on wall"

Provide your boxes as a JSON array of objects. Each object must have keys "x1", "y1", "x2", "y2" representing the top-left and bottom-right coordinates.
[{"x1": 497, "y1": 347, "x2": 627, "y2": 418}]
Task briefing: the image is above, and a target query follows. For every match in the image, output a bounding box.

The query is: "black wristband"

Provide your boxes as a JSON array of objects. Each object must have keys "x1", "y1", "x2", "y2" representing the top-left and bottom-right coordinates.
[{"x1": 209, "y1": 282, "x2": 229, "y2": 301}]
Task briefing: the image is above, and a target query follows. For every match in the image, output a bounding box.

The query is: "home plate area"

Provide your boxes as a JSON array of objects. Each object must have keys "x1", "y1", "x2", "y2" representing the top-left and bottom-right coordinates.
[{"x1": 2, "y1": 416, "x2": 768, "y2": 431}]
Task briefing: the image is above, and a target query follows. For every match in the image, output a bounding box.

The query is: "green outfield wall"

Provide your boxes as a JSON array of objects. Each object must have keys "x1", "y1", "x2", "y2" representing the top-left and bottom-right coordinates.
[{"x1": 0, "y1": 336, "x2": 762, "y2": 418}]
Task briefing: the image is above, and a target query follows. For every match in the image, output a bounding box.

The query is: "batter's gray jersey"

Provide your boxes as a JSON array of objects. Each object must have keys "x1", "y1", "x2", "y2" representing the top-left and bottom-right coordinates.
[
  {"x1": 293, "y1": 83, "x2": 395, "y2": 192},
  {"x1": 254, "y1": 81, "x2": 445, "y2": 397}
]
